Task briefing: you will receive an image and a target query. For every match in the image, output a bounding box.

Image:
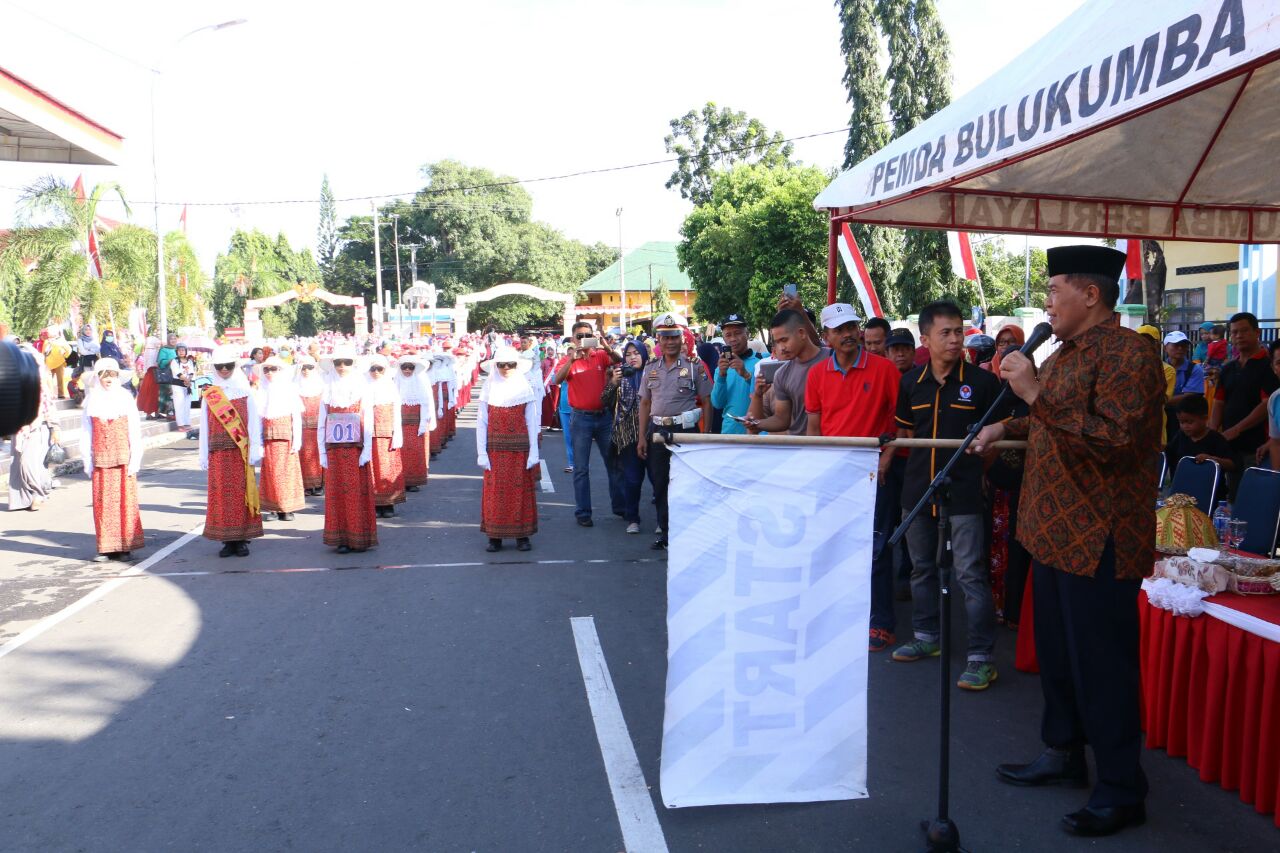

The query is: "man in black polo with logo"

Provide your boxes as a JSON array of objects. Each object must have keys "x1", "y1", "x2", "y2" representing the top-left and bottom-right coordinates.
[
  {"x1": 892, "y1": 300, "x2": 1005, "y2": 691},
  {"x1": 1210, "y1": 311, "x2": 1279, "y2": 498}
]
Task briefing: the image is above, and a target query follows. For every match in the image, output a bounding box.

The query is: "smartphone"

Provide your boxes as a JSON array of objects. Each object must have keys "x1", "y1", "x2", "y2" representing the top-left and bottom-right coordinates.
[
  {"x1": 579, "y1": 336, "x2": 599, "y2": 349},
  {"x1": 758, "y1": 361, "x2": 782, "y2": 383},
  {"x1": 782, "y1": 283, "x2": 798, "y2": 297},
  {"x1": 725, "y1": 413, "x2": 750, "y2": 424}
]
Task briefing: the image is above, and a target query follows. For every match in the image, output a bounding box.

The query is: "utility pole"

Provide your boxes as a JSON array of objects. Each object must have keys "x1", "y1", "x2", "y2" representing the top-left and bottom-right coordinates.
[
  {"x1": 616, "y1": 208, "x2": 626, "y2": 334},
  {"x1": 391, "y1": 213, "x2": 402, "y2": 338},
  {"x1": 372, "y1": 203, "x2": 384, "y2": 337}
]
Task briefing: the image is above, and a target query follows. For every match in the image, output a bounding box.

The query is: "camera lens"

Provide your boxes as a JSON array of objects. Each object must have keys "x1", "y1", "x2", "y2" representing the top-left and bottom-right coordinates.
[{"x1": 0, "y1": 340, "x2": 41, "y2": 436}]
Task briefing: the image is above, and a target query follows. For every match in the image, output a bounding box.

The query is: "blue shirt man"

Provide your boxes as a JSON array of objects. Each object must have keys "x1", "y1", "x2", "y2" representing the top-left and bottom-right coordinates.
[
  {"x1": 709, "y1": 313, "x2": 761, "y2": 434},
  {"x1": 1164, "y1": 330, "x2": 1205, "y2": 399}
]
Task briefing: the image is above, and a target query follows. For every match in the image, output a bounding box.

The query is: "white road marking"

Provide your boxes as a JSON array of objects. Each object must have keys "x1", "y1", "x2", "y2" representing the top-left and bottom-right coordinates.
[
  {"x1": 539, "y1": 459, "x2": 554, "y2": 492},
  {"x1": 0, "y1": 523, "x2": 204, "y2": 663},
  {"x1": 571, "y1": 616, "x2": 669, "y2": 853}
]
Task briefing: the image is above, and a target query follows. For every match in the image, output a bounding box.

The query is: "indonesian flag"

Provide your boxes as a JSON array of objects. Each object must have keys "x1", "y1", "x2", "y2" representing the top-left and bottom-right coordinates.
[
  {"x1": 946, "y1": 231, "x2": 979, "y2": 281},
  {"x1": 836, "y1": 223, "x2": 884, "y2": 318},
  {"x1": 72, "y1": 175, "x2": 104, "y2": 279},
  {"x1": 179, "y1": 205, "x2": 188, "y2": 233},
  {"x1": 1116, "y1": 239, "x2": 1144, "y2": 288}
]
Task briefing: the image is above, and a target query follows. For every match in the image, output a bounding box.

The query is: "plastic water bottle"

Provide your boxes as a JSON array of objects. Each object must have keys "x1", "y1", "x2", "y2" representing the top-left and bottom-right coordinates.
[{"x1": 1213, "y1": 501, "x2": 1231, "y2": 544}]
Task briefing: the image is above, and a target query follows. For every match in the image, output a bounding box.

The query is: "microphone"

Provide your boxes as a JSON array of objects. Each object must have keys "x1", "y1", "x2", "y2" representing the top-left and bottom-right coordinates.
[{"x1": 1001, "y1": 321, "x2": 1054, "y2": 361}]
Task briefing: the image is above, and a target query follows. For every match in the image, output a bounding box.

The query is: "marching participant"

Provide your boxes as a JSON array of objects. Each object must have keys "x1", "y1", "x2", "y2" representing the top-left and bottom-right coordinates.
[
  {"x1": 318, "y1": 347, "x2": 377, "y2": 553},
  {"x1": 199, "y1": 345, "x2": 263, "y2": 558},
  {"x1": 396, "y1": 355, "x2": 436, "y2": 492},
  {"x1": 476, "y1": 345, "x2": 540, "y2": 552},
  {"x1": 295, "y1": 354, "x2": 325, "y2": 495},
  {"x1": 366, "y1": 355, "x2": 406, "y2": 517},
  {"x1": 973, "y1": 246, "x2": 1164, "y2": 837},
  {"x1": 257, "y1": 356, "x2": 305, "y2": 522},
  {"x1": 80, "y1": 358, "x2": 144, "y2": 562},
  {"x1": 428, "y1": 352, "x2": 449, "y2": 457}
]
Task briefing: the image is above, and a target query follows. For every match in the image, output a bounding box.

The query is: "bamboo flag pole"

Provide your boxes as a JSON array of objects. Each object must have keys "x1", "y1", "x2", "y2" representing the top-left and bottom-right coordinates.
[{"x1": 653, "y1": 433, "x2": 1027, "y2": 450}]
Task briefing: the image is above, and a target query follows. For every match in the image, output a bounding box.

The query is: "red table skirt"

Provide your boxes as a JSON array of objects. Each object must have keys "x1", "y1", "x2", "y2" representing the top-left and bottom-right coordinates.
[{"x1": 1139, "y1": 590, "x2": 1280, "y2": 827}]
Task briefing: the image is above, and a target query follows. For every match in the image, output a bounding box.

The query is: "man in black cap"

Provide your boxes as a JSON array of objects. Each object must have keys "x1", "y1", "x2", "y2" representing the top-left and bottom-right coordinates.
[
  {"x1": 710, "y1": 313, "x2": 761, "y2": 435},
  {"x1": 972, "y1": 244, "x2": 1164, "y2": 837}
]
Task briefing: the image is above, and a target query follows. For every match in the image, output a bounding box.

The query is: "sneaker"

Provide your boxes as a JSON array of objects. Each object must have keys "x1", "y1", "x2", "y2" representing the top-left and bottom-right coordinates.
[
  {"x1": 892, "y1": 639, "x2": 941, "y2": 662},
  {"x1": 957, "y1": 661, "x2": 998, "y2": 691},
  {"x1": 868, "y1": 628, "x2": 895, "y2": 652},
  {"x1": 626, "y1": 522, "x2": 640, "y2": 534}
]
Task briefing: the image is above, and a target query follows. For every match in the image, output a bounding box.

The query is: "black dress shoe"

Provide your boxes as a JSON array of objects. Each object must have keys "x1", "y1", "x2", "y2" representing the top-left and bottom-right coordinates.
[
  {"x1": 234, "y1": 542, "x2": 250, "y2": 557},
  {"x1": 486, "y1": 539, "x2": 502, "y2": 552},
  {"x1": 336, "y1": 545, "x2": 351, "y2": 554},
  {"x1": 996, "y1": 748, "x2": 1089, "y2": 788},
  {"x1": 651, "y1": 539, "x2": 668, "y2": 551},
  {"x1": 117, "y1": 551, "x2": 133, "y2": 562},
  {"x1": 516, "y1": 538, "x2": 531, "y2": 551},
  {"x1": 219, "y1": 543, "x2": 236, "y2": 558},
  {"x1": 406, "y1": 485, "x2": 420, "y2": 492},
  {"x1": 1061, "y1": 803, "x2": 1146, "y2": 837},
  {"x1": 577, "y1": 517, "x2": 593, "y2": 527}
]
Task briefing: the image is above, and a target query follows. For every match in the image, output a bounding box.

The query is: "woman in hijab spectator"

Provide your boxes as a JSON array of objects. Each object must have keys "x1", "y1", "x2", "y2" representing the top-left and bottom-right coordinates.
[
  {"x1": 476, "y1": 345, "x2": 540, "y2": 552},
  {"x1": 8, "y1": 345, "x2": 58, "y2": 511},
  {"x1": 80, "y1": 358, "x2": 144, "y2": 560},
  {"x1": 602, "y1": 340, "x2": 649, "y2": 534},
  {"x1": 135, "y1": 336, "x2": 162, "y2": 418},
  {"x1": 171, "y1": 344, "x2": 196, "y2": 429},
  {"x1": 99, "y1": 329, "x2": 124, "y2": 362}
]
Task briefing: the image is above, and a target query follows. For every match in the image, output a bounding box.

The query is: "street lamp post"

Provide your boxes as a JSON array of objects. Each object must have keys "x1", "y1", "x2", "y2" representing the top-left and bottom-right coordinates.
[{"x1": 151, "y1": 19, "x2": 246, "y2": 343}]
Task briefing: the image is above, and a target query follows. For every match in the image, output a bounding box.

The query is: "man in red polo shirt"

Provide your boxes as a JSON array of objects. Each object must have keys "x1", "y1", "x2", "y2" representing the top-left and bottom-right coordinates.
[
  {"x1": 805, "y1": 302, "x2": 901, "y2": 651},
  {"x1": 554, "y1": 321, "x2": 622, "y2": 526}
]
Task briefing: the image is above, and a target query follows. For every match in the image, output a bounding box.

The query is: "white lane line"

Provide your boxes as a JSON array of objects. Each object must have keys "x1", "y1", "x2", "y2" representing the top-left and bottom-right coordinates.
[
  {"x1": 0, "y1": 523, "x2": 204, "y2": 663},
  {"x1": 539, "y1": 459, "x2": 554, "y2": 492},
  {"x1": 570, "y1": 616, "x2": 669, "y2": 853}
]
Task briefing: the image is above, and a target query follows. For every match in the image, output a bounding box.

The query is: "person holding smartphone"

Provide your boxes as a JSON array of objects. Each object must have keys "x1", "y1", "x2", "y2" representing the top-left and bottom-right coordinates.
[
  {"x1": 710, "y1": 313, "x2": 761, "y2": 435},
  {"x1": 554, "y1": 322, "x2": 623, "y2": 526}
]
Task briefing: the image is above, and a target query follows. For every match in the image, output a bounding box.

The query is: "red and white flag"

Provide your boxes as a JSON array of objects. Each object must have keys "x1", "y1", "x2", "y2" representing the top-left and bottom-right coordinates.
[
  {"x1": 836, "y1": 223, "x2": 884, "y2": 318},
  {"x1": 178, "y1": 205, "x2": 188, "y2": 233},
  {"x1": 72, "y1": 175, "x2": 104, "y2": 279},
  {"x1": 1116, "y1": 239, "x2": 1143, "y2": 288},
  {"x1": 946, "y1": 231, "x2": 979, "y2": 282}
]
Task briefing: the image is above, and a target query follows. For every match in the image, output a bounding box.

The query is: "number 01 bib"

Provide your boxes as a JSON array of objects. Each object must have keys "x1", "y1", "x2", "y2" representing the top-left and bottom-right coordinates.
[{"x1": 326, "y1": 413, "x2": 362, "y2": 445}]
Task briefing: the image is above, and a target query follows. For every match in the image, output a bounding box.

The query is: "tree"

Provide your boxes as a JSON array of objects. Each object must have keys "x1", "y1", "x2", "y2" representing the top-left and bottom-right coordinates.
[
  {"x1": 211, "y1": 229, "x2": 322, "y2": 336},
  {"x1": 651, "y1": 279, "x2": 676, "y2": 314},
  {"x1": 679, "y1": 164, "x2": 832, "y2": 333},
  {"x1": 835, "y1": 0, "x2": 903, "y2": 311},
  {"x1": 317, "y1": 174, "x2": 338, "y2": 284},
  {"x1": 663, "y1": 103, "x2": 795, "y2": 205},
  {"x1": 970, "y1": 239, "x2": 1047, "y2": 316}
]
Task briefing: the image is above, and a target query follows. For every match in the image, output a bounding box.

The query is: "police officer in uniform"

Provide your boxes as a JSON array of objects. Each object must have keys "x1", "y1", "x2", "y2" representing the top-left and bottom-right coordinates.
[{"x1": 637, "y1": 313, "x2": 712, "y2": 550}]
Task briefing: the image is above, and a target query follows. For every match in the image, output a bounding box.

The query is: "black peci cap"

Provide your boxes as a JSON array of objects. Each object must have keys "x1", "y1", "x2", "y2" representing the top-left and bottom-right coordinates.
[{"x1": 1046, "y1": 245, "x2": 1127, "y2": 281}]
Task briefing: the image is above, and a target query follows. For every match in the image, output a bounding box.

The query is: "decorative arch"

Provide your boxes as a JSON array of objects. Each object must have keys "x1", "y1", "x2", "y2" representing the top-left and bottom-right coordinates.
[
  {"x1": 453, "y1": 282, "x2": 575, "y2": 336},
  {"x1": 243, "y1": 282, "x2": 367, "y2": 340}
]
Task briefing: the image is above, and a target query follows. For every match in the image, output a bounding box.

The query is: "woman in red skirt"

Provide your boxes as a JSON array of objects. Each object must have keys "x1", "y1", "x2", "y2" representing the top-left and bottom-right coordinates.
[
  {"x1": 395, "y1": 355, "x2": 435, "y2": 492},
  {"x1": 81, "y1": 358, "x2": 145, "y2": 562},
  {"x1": 477, "y1": 346, "x2": 540, "y2": 552},
  {"x1": 366, "y1": 355, "x2": 405, "y2": 517},
  {"x1": 200, "y1": 345, "x2": 264, "y2": 558},
  {"x1": 256, "y1": 356, "x2": 305, "y2": 521},
  {"x1": 428, "y1": 353, "x2": 448, "y2": 457},
  {"x1": 295, "y1": 354, "x2": 325, "y2": 495},
  {"x1": 318, "y1": 347, "x2": 376, "y2": 553}
]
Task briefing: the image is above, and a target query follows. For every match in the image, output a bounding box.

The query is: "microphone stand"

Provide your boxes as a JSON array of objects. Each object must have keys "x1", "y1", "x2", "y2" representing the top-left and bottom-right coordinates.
[{"x1": 888, "y1": 379, "x2": 1018, "y2": 853}]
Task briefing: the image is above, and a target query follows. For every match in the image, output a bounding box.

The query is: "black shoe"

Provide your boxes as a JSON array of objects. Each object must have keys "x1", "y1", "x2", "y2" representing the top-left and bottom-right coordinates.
[
  {"x1": 651, "y1": 539, "x2": 668, "y2": 550},
  {"x1": 486, "y1": 539, "x2": 502, "y2": 552},
  {"x1": 406, "y1": 485, "x2": 420, "y2": 492},
  {"x1": 117, "y1": 551, "x2": 133, "y2": 562},
  {"x1": 336, "y1": 545, "x2": 351, "y2": 554},
  {"x1": 516, "y1": 538, "x2": 531, "y2": 551},
  {"x1": 279, "y1": 512, "x2": 295, "y2": 521},
  {"x1": 234, "y1": 542, "x2": 250, "y2": 557},
  {"x1": 1061, "y1": 803, "x2": 1146, "y2": 837},
  {"x1": 219, "y1": 543, "x2": 236, "y2": 558},
  {"x1": 577, "y1": 517, "x2": 593, "y2": 527},
  {"x1": 997, "y1": 748, "x2": 1089, "y2": 788}
]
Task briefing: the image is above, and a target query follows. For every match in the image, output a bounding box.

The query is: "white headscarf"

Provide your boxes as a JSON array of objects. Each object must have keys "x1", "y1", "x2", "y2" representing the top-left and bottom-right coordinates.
[
  {"x1": 395, "y1": 357, "x2": 432, "y2": 406},
  {"x1": 294, "y1": 354, "x2": 325, "y2": 397},
  {"x1": 84, "y1": 358, "x2": 136, "y2": 420},
  {"x1": 209, "y1": 345, "x2": 251, "y2": 400},
  {"x1": 259, "y1": 357, "x2": 302, "y2": 420},
  {"x1": 479, "y1": 346, "x2": 537, "y2": 408},
  {"x1": 322, "y1": 345, "x2": 365, "y2": 408},
  {"x1": 366, "y1": 354, "x2": 401, "y2": 406}
]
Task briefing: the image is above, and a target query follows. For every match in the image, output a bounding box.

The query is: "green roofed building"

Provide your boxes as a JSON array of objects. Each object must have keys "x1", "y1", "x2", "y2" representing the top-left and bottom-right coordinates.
[{"x1": 576, "y1": 241, "x2": 695, "y2": 333}]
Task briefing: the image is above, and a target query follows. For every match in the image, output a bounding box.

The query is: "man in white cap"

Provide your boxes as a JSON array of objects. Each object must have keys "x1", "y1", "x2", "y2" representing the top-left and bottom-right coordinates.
[{"x1": 1163, "y1": 329, "x2": 1204, "y2": 411}]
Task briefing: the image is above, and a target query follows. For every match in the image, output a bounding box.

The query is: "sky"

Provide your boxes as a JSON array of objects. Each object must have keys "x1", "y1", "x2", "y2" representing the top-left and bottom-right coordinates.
[{"x1": 0, "y1": 0, "x2": 1088, "y2": 277}]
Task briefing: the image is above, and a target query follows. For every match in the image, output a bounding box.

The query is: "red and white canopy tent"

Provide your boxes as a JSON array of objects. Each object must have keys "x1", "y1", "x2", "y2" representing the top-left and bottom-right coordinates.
[
  {"x1": 0, "y1": 66, "x2": 122, "y2": 166},
  {"x1": 815, "y1": 0, "x2": 1280, "y2": 305}
]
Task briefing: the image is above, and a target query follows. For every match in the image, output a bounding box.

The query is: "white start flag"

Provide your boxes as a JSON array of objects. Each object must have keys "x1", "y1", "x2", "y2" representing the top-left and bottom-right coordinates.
[{"x1": 660, "y1": 441, "x2": 876, "y2": 807}]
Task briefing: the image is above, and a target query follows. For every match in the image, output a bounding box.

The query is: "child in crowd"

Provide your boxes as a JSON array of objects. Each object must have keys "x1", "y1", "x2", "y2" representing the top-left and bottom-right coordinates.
[{"x1": 1167, "y1": 394, "x2": 1233, "y2": 496}]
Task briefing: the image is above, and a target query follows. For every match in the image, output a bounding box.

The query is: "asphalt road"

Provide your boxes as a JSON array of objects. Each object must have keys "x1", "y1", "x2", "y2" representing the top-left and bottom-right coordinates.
[{"x1": 0, "y1": 403, "x2": 1274, "y2": 852}]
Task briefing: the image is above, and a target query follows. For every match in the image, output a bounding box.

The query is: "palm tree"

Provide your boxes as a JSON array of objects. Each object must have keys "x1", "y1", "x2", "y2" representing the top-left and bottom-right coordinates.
[{"x1": 0, "y1": 176, "x2": 132, "y2": 337}]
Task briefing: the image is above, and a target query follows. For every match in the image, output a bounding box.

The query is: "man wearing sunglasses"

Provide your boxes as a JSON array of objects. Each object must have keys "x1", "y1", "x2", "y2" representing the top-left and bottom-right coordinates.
[{"x1": 554, "y1": 321, "x2": 623, "y2": 526}]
